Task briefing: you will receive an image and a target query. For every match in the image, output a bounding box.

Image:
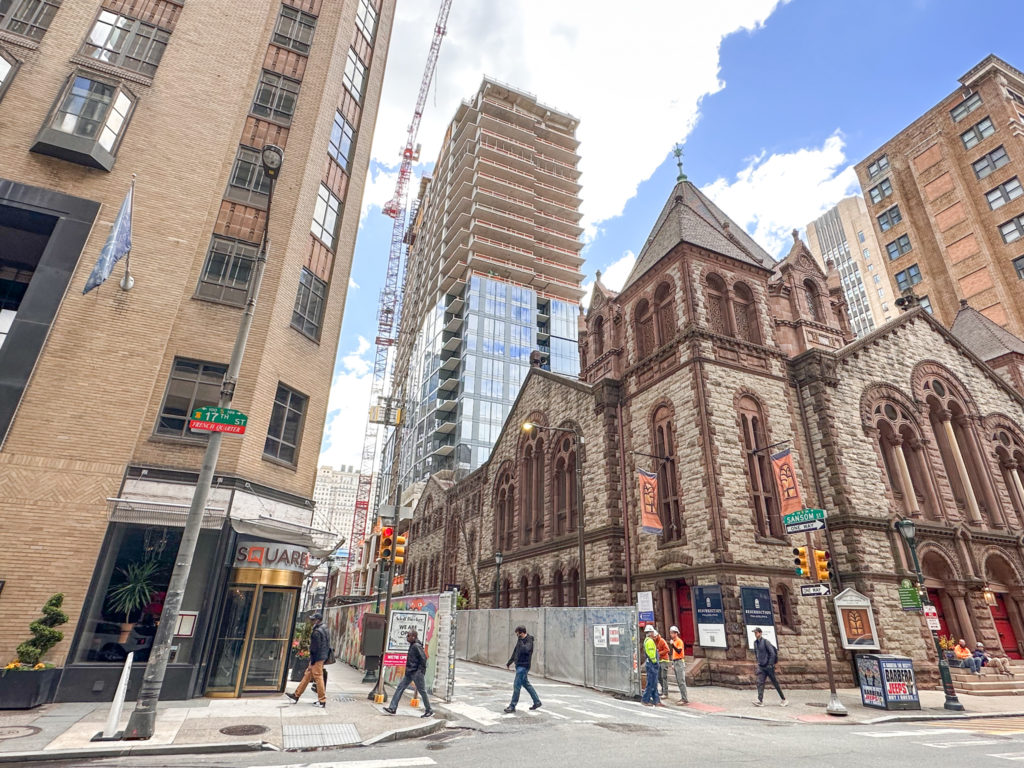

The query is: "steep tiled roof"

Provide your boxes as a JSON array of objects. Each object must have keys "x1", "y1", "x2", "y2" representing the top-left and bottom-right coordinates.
[
  {"x1": 620, "y1": 181, "x2": 776, "y2": 292},
  {"x1": 950, "y1": 301, "x2": 1024, "y2": 362}
]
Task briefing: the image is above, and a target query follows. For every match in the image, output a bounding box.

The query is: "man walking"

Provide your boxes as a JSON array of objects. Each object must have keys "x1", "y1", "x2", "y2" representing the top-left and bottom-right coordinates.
[
  {"x1": 752, "y1": 627, "x2": 787, "y2": 707},
  {"x1": 641, "y1": 624, "x2": 662, "y2": 707},
  {"x1": 286, "y1": 612, "x2": 328, "y2": 708},
  {"x1": 504, "y1": 625, "x2": 541, "y2": 713},
  {"x1": 669, "y1": 626, "x2": 689, "y2": 705},
  {"x1": 383, "y1": 629, "x2": 433, "y2": 717}
]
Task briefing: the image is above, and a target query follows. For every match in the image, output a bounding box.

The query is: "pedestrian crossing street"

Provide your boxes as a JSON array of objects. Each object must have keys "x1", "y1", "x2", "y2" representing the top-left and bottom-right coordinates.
[{"x1": 854, "y1": 720, "x2": 1024, "y2": 759}]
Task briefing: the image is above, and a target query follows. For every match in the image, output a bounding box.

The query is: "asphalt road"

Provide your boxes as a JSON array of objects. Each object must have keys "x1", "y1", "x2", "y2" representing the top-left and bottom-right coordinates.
[{"x1": 33, "y1": 662, "x2": 1024, "y2": 768}]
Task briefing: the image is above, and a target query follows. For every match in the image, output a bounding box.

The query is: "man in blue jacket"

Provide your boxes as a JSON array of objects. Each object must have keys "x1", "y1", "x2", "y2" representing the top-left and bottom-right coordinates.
[
  {"x1": 286, "y1": 612, "x2": 329, "y2": 708},
  {"x1": 752, "y1": 627, "x2": 788, "y2": 707},
  {"x1": 383, "y1": 629, "x2": 433, "y2": 718}
]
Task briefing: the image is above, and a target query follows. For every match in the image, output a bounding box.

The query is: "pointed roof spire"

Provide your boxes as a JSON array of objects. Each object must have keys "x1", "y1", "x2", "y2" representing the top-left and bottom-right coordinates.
[{"x1": 673, "y1": 143, "x2": 687, "y2": 182}]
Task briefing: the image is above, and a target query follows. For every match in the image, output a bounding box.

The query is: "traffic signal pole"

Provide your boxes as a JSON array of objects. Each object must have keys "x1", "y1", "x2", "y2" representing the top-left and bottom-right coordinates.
[{"x1": 806, "y1": 528, "x2": 847, "y2": 717}]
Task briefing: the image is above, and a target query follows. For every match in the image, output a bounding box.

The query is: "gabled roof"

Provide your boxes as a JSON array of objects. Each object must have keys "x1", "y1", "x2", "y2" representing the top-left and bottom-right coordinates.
[
  {"x1": 620, "y1": 180, "x2": 776, "y2": 292},
  {"x1": 950, "y1": 300, "x2": 1024, "y2": 362},
  {"x1": 774, "y1": 229, "x2": 827, "y2": 281},
  {"x1": 587, "y1": 271, "x2": 618, "y2": 314}
]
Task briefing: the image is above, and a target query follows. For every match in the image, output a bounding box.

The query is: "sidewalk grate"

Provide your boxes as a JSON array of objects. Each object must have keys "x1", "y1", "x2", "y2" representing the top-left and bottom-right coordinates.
[
  {"x1": 333, "y1": 695, "x2": 357, "y2": 702},
  {"x1": 283, "y1": 723, "x2": 361, "y2": 749}
]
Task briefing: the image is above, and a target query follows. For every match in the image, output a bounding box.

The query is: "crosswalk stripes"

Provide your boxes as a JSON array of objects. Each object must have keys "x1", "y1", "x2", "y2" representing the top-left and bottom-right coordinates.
[
  {"x1": 919, "y1": 717, "x2": 1024, "y2": 735},
  {"x1": 988, "y1": 753, "x2": 1024, "y2": 761},
  {"x1": 854, "y1": 728, "x2": 965, "y2": 738},
  {"x1": 252, "y1": 758, "x2": 436, "y2": 768},
  {"x1": 920, "y1": 739, "x2": 1007, "y2": 749}
]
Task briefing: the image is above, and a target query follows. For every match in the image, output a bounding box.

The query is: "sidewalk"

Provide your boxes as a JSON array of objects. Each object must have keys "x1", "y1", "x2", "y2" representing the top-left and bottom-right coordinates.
[{"x1": 0, "y1": 664, "x2": 443, "y2": 763}]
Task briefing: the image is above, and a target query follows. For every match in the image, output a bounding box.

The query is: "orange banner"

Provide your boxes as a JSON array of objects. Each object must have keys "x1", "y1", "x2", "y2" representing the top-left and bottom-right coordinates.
[
  {"x1": 771, "y1": 448, "x2": 804, "y2": 516},
  {"x1": 638, "y1": 469, "x2": 662, "y2": 534}
]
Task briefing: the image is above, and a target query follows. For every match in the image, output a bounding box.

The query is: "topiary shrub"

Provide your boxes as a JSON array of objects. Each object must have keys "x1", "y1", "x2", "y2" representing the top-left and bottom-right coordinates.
[{"x1": 15, "y1": 594, "x2": 68, "y2": 667}]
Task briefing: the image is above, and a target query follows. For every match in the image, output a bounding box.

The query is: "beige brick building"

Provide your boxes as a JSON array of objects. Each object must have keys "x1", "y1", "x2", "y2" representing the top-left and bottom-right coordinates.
[
  {"x1": 0, "y1": 0, "x2": 393, "y2": 700},
  {"x1": 404, "y1": 178, "x2": 1024, "y2": 687},
  {"x1": 806, "y1": 195, "x2": 897, "y2": 335},
  {"x1": 854, "y1": 54, "x2": 1024, "y2": 336}
]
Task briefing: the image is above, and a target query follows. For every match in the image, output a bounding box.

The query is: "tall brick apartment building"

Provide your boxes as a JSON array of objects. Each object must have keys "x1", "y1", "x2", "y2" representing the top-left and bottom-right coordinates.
[
  {"x1": 0, "y1": 0, "x2": 393, "y2": 700},
  {"x1": 854, "y1": 55, "x2": 1024, "y2": 337},
  {"x1": 404, "y1": 179, "x2": 1024, "y2": 686}
]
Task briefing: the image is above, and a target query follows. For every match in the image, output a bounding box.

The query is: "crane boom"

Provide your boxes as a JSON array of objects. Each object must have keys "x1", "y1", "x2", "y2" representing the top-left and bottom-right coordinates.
[{"x1": 342, "y1": 0, "x2": 453, "y2": 595}]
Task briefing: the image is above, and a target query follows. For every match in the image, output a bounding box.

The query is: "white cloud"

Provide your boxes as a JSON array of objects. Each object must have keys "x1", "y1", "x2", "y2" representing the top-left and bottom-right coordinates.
[
  {"x1": 581, "y1": 250, "x2": 637, "y2": 308},
  {"x1": 373, "y1": 1, "x2": 789, "y2": 235},
  {"x1": 319, "y1": 336, "x2": 374, "y2": 469},
  {"x1": 700, "y1": 132, "x2": 860, "y2": 258},
  {"x1": 349, "y1": 276, "x2": 359, "y2": 290},
  {"x1": 359, "y1": 165, "x2": 400, "y2": 222}
]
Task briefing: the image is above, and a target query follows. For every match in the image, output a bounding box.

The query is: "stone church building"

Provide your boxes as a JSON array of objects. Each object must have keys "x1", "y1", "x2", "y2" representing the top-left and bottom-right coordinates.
[{"x1": 403, "y1": 180, "x2": 1024, "y2": 685}]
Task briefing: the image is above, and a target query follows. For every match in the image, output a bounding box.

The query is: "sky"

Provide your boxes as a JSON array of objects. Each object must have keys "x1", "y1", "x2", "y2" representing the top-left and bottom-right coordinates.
[{"x1": 319, "y1": 0, "x2": 1024, "y2": 470}]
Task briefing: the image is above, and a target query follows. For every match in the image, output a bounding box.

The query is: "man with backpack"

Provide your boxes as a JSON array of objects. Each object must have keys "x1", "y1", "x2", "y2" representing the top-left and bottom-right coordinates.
[
  {"x1": 752, "y1": 627, "x2": 788, "y2": 707},
  {"x1": 383, "y1": 629, "x2": 433, "y2": 718}
]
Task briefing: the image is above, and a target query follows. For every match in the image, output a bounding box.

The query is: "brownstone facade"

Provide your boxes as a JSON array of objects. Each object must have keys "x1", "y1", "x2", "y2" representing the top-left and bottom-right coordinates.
[{"x1": 405, "y1": 179, "x2": 1024, "y2": 688}]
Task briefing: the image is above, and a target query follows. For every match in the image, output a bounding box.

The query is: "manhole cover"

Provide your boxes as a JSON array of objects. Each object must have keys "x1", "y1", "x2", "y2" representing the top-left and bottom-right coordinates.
[
  {"x1": 219, "y1": 724, "x2": 270, "y2": 736},
  {"x1": 0, "y1": 726, "x2": 41, "y2": 741}
]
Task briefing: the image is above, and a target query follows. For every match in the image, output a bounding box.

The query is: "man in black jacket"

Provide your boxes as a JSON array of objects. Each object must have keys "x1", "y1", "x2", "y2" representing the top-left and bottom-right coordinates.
[
  {"x1": 286, "y1": 612, "x2": 329, "y2": 708},
  {"x1": 752, "y1": 627, "x2": 788, "y2": 707},
  {"x1": 383, "y1": 630, "x2": 433, "y2": 718},
  {"x1": 504, "y1": 625, "x2": 541, "y2": 713}
]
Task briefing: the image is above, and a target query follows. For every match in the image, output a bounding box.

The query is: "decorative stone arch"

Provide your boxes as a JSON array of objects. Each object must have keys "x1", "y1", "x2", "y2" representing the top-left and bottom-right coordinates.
[
  {"x1": 981, "y1": 547, "x2": 1024, "y2": 588},
  {"x1": 731, "y1": 279, "x2": 761, "y2": 344},
  {"x1": 917, "y1": 541, "x2": 964, "y2": 583},
  {"x1": 859, "y1": 382, "x2": 921, "y2": 433},
  {"x1": 984, "y1": 413, "x2": 1024, "y2": 445},
  {"x1": 653, "y1": 276, "x2": 678, "y2": 344},
  {"x1": 703, "y1": 269, "x2": 731, "y2": 337},
  {"x1": 911, "y1": 360, "x2": 982, "y2": 419},
  {"x1": 801, "y1": 277, "x2": 825, "y2": 323}
]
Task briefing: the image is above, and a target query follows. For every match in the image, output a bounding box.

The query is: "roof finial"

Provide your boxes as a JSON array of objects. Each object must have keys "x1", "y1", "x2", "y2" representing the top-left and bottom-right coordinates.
[
  {"x1": 960, "y1": 298, "x2": 968, "y2": 308},
  {"x1": 672, "y1": 143, "x2": 687, "y2": 182},
  {"x1": 792, "y1": 228, "x2": 800, "y2": 243},
  {"x1": 595, "y1": 269, "x2": 602, "y2": 283}
]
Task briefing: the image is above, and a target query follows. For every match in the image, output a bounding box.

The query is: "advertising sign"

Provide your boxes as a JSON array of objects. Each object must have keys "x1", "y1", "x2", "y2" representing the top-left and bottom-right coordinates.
[
  {"x1": 383, "y1": 610, "x2": 428, "y2": 667},
  {"x1": 234, "y1": 537, "x2": 311, "y2": 572},
  {"x1": 693, "y1": 585, "x2": 727, "y2": 648},
  {"x1": 858, "y1": 655, "x2": 921, "y2": 710},
  {"x1": 898, "y1": 579, "x2": 923, "y2": 611},
  {"x1": 593, "y1": 625, "x2": 608, "y2": 648},
  {"x1": 770, "y1": 449, "x2": 804, "y2": 516},
  {"x1": 834, "y1": 588, "x2": 881, "y2": 650},
  {"x1": 637, "y1": 591, "x2": 655, "y2": 624},
  {"x1": 857, "y1": 655, "x2": 885, "y2": 709},
  {"x1": 881, "y1": 658, "x2": 918, "y2": 705},
  {"x1": 741, "y1": 586, "x2": 776, "y2": 649},
  {"x1": 637, "y1": 470, "x2": 662, "y2": 535}
]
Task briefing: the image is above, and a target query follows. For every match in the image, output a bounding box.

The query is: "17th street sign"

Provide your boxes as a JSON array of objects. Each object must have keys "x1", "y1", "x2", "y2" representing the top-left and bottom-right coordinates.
[
  {"x1": 783, "y1": 508, "x2": 826, "y2": 535},
  {"x1": 189, "y1": 406, "x2": 247, "y2": 434}
]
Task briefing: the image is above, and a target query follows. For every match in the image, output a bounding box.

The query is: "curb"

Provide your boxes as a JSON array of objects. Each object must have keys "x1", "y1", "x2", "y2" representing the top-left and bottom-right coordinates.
[
  {"x1": 0, "y1": 740, "x2": 267, "y2": 764},
  {"x1": 865, "y1": 710, "x2": 1024, "y2": 725},
  {"x1": 361, "y1": 717, "x2": 446, "y2": 746}
]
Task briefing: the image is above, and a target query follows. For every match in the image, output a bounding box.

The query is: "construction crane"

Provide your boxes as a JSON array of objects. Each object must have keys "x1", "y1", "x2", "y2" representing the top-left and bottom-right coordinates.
[{"x1": 341, "y1": 0, "x2": 453, "y2": 595}]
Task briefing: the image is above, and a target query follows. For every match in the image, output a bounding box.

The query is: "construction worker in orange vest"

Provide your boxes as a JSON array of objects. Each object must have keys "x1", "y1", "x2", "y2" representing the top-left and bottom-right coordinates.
[{"x1": 669, "y1": 626, "x2": 689, "y2": 705}]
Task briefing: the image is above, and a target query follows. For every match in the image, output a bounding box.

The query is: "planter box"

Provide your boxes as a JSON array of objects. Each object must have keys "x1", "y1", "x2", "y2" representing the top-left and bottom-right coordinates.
[{"x1": 0, "y1": 668, "x2": 60, "y2": 709}]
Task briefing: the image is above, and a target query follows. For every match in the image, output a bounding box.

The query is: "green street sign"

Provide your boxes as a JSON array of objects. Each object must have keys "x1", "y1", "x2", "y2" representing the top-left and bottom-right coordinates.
[
  {"x1": 898, "y1": 578, "x2": 923, "y2": 611},
  {"x1": 782, "y1": 508, "x2": 826, "y2": 525},
  {"x1": 192, "y1": 407, "x2": 247, "y2": 427}
]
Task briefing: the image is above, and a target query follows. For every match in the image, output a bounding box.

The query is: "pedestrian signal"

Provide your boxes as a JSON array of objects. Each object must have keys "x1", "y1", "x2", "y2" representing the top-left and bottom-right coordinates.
[
  {"x1": 814, "y1": 549, "x2": 832, "y2": 581},
  {"x1": 379, "y1": 527, "x2": 395, "y2": 561},
  {"x1": 793, "y1": 546, "x2": 810, "y2": 578},
  {"x1": 393, "y1": 534, "x2": 407, "y2": 566}
]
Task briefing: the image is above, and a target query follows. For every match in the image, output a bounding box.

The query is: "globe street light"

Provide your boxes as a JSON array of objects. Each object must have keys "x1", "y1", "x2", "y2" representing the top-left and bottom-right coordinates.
[
  {"x1": 894, "y1": 518, "x2": 964, "y2": 711},
  {"x1": 522, "y1": 422, "x2": 587, "y2": 606}
]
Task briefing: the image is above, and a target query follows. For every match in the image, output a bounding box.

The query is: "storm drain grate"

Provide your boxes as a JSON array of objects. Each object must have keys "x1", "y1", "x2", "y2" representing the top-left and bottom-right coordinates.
[
  {"x1": 219, "y1": 724, "x2": 270, "y2": 736},
  {"x1": 283, "y1": 722, "x2": 360, "y2": 750}
]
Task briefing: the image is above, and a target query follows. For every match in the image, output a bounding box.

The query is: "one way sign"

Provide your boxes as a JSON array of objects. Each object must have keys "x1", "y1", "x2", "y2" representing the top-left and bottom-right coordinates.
[{"x1": 800, "y1": 583, "x2": 832, "y2": 598}]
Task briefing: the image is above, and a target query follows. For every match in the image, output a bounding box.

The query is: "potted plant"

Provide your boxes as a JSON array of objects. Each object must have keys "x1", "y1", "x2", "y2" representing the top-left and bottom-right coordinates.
[
  {"x1": 938, "y1": 634, "x2": 956, "y2": 661},
  {"x1": 106, "y1": 560, "x2": 160, "y2": 641},
  {"x1": 290, "y1": 621, "x2": 311, "y2": 681},
  {"x1": 1, "y1": 594, "x2": 68, "y2": 709}
]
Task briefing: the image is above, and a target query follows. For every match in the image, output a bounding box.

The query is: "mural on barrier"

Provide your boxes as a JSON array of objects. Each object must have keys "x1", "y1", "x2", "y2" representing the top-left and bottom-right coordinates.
[{"x1": 324, "y1": 593, "x2": 442, "y2": 688}]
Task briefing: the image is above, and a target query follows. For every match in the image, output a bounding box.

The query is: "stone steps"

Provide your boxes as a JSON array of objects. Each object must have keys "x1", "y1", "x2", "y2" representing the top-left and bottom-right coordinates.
[{"x1": 949, "y1": 667, "x2": 1024, "y2": 696}]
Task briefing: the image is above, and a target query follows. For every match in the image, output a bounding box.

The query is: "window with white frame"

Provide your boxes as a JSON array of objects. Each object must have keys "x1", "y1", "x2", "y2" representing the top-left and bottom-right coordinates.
[
  {"x1": 868, "y1": 178, "x2": 893, "y2": 204},
  {"x1": 867, "y1": 155, "x2": 889, "y2": 178},
  {"x1": 961, "y1": 116, "x2": 995, "y2": 150},
  {"x1": 51, "y1": 74, "x2": 134, "y2": 152},
  {"x1": 311, "y1": 183, "x2": 341, "y2": 249},
  {"x1": 1000, "y1": 215, "x2": 1024, "y2": 244},
  {"x1": 0, "y1": 0, "x2": 61, "y2": 41},
  {"x1": 355, "y1": 0, "x2": 378, "y2": 43},
  {"x1": 886, "y1": 234, "x2": 912, "y2": 260},
  {"x1": 342, "y1": 48, "x2": 366, "y2": 102},
  {"x1": 328, "y1": 111, "x2": 355, "y2": 171},
  {"x1": 877, "y1": 205, "x2": 902, "y2": 231},
  {"x1": 1007, "y1": 88, "x2": 1024, "y2": 107},
  {"x1": 80, "y1": 10, "x2": 170, "y2": 77},
  {"x1": 973, "y1": 145, "x2": 1009, "y2": 179},
  {"x1": 0, "y1": 45, "x2": 18, "y2": 102},
  {"x1": 950, "y1": 92, "x2": 982, "y2": 122},
  {"x1": 986, "y1": 177, "x2": 1022, "y2": 210}
]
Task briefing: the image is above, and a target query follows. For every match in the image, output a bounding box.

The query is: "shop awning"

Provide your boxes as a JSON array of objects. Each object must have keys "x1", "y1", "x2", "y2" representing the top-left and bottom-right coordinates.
[{"x1": 106, "y1": 498, "x2": 226, "y2": 529}]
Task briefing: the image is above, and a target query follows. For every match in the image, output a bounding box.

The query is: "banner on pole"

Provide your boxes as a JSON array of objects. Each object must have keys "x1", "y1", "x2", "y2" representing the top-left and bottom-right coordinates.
[
  {"x1": 770, "y1": 448, "x2": 804, "y2": 516},
  {"x1": 637, "y1": 469, "x2": 662, "y2": 534}
]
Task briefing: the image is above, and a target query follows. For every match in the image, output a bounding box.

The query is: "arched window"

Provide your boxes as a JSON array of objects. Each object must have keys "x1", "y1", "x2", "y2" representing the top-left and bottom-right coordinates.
[
  {"x1": 776, "y1": 584, "x2": 794, "y2": 629},
  {"x1": 553, "y1": 569, "x2": 565, "y2": 606},
  {"x1": 519, "y1": 575, "x2": 529, "y2": 607},
  {"x1": 552, "y1": 436, "x2": 576, "y2": 536},
  {"x1": 738, "y1": 395, "x2": 782, "y2": 538},
  {"x1": 872, "y1": 399, "x2": 938, "y2": 520},
  {"x1": 733, "y1": 282, "x2": 761, "y2": 344},
  {"x1": 652, "y1": 405, "x2": 683, "y2": 542},
  {"x1": 803, "y1": 279, "x2": 822, "y2": 323},
  {"x1": 995, "y1": 429, "x2": 1024, "y2": 528},
  {"x1": 654, "y1": 282, "x2": 676, "y2": 343},
  {"x1": 500, "y1": 577, "x2": 511, "y2": 608},
  {"x1": 568, "y1": 568, "x2": 580, "y2": 608},
  {"x1": 522, "y1": 444, "x2": 535, "y2": 543},
  {"x1": 706, "y1": 273, "x2": 730, "y2": 336},
  {"x1": 495, "y1": 470, "x2": 515, "y2": 550},
  {"x1": 531, "y1": 573, "x2": 542, "y2": 607},
  {"x1": 592, "y1": 315, "x2": 605, "y2": 358},
  {"x1": 521, "y1": 433, "x2": 545, "y2": 543},
  {"x1": 635, "y1": 299, "x2": 655, "y2": 359}
]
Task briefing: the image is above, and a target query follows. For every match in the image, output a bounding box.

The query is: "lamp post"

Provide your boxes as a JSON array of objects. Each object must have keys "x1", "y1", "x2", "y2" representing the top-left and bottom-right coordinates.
[
  {"x1": 894, "y1": 518, "x2": 965, "y2": 711},
  {"x1": 494, "y1": 551, "x2": 504, "y2": 608},
  {"x1": 125, "y1": 145, "x2": 285, "y2": 739},
  {"x1": 522, "y1": 422, "x2": 587, "y2": 606}
]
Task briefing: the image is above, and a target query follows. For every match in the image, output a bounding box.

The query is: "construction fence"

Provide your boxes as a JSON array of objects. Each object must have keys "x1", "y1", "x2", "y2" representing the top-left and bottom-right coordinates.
[{"x1": 455, "y1": 606, "x2": 639, "y2": 696}]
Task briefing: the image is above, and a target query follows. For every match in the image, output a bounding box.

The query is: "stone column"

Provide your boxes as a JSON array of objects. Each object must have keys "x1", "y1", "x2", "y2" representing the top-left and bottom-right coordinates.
[
  {"x1": 950, "y1": 589, "x2": 978, "y2": 647},
  {"x1": 1010, "y1": 463, "x2": 1024, "y2": 528},
  {"x1": 941, "y1": 412, "x2": 984, "y2": 526},
  {"x1": 890, "y1": 434, "x2": 922, "y2": 517},
  {"x1": 959, "y1": 414, "x2": 1006, "y2": 528},
  {"x1": 724, "y1": 288, "x2": 738, "y2": 337}
]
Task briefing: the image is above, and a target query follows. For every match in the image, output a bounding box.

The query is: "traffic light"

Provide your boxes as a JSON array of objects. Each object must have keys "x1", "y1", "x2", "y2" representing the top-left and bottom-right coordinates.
[
  {"x1": 814, "y1": 549, "x2": 832, "y2": 581},
  {"x1": 393, "y1": 534, "x2": 407, "y2": 567},
  {"x1": 378, "y1": 526, "x2": 395, "y2": 562},
  {"x1": 793, "y1": 546, "x2": 810, "y2": 578}
]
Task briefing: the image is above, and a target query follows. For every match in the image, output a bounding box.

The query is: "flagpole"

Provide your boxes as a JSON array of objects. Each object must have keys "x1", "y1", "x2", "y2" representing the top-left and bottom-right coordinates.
[{"x1": 120, "y1": 175, "x2": 136, "y2": 291}]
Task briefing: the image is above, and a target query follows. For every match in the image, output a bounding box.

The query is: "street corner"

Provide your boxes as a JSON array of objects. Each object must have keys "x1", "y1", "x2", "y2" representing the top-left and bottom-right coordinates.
[{"x1": 361, "y1": 714, "x2": 447, "y2": 746}]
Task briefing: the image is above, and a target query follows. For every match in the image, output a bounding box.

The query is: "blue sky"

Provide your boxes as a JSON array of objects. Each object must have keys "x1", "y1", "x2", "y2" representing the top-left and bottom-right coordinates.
[{"x1": 320, "y1": 0, "x2": 1023, "y2": 468}]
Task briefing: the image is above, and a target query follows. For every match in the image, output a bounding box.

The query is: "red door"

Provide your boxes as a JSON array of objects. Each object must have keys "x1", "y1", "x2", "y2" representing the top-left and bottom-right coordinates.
[
  {"x1": 991, "y1": 594, "x2": 1022, "y2": 659},
  {"x1": 676, "y1": 584, "x2": 695, "y2": 649},
  {"x1": 927, "y1": 589, "x2": 952, "y2": 640}
]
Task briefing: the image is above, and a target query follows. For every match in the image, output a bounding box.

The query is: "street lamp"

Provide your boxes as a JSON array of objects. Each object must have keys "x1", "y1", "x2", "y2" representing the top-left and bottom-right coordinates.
[
  {"x1": 522, "y1": 422, "x2": 587, "y2": 606},
  {"x1": 494, "y1": 551, "x2": 504, "y2": 608},
  {"x1": 125, "y1": 145, "x2": 285, "y2": 739},
  {"x1": 894, "y1": 518, "x2": 964, "y2": 711}
]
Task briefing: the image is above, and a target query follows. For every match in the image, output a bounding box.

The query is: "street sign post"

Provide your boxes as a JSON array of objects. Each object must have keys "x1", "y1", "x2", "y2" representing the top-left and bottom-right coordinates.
[
  {"x1": 800, "y1": 583, "x2": 832, "y2": 598},
  {"x1": 189, "y1": 406, "x2": 247, "y2": 434},
  {"x1": 783, "y1": 508, "x2": 826, "y2": 535}
]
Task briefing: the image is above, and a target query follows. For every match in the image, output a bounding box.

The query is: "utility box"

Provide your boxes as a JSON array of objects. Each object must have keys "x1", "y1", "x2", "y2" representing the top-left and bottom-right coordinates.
[
  {"x1": 857, "y1": 654, "x2": 921, "y2": 710},
  {"x1": 361, "y1": 612, "x2": 387, "y2": 657}
]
